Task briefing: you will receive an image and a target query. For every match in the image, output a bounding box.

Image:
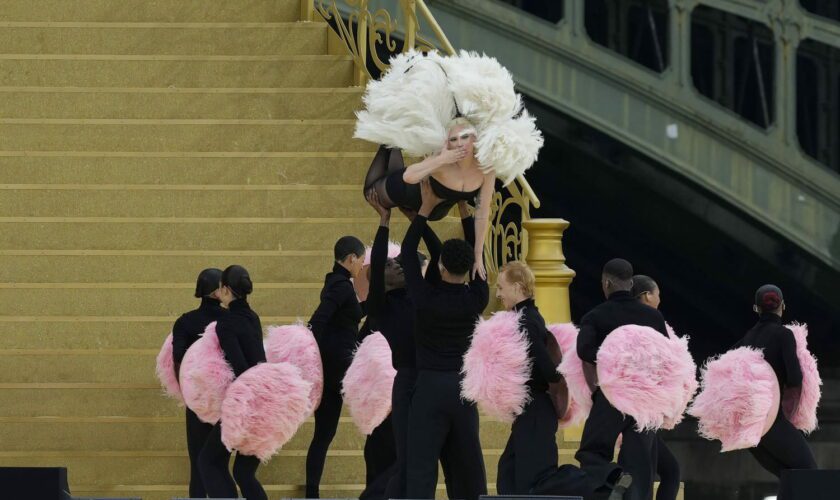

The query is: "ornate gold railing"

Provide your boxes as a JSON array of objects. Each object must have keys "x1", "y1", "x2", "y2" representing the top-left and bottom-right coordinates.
[{"x1": 314, "y1": 0, "x2": 555, "y2": 292}]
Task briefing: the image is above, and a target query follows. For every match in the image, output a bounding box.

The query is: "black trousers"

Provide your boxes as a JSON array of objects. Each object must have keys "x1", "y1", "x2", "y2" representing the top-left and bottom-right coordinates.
[
  {"x1": 186, "y1": 408, "x2": 214, "y2": 497},
  {"x1": 501, "y1": 393, "x2": 619, "y2": 499},
  {"x1": 406, "y1": 370, "x2": 487, "y2": 500},
  {"x1": 305, "y1": 342, "x2": 353, "y2": 498},
  {"x1": 749, "y1": 411, "x2": 817, "y2": 478},
  {"x1": 359, "y1": 415, "x2": 397, "y2": 500},
  {"x1": 576, "y1": 389, "x2": 656, "y2": 500},
  {"x1": 655, "y1": 435, "x2": 680, "y2": 500},
  {"x1": 198, "y1": 423, "x2": 267, "y2": 500},
  {"x1": 385, "y1": 368, "x2": 415, "y2": 499}
]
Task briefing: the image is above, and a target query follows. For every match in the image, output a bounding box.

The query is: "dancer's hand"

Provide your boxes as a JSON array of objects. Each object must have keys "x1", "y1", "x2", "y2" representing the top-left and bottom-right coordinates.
[
  {"x1": 472, "y1": 258, "x2": 487, "y2": 281},
  {"x1": 419, "y1": 178, "x2": 443, "y2": 218},
  {"x1": 437, "y1": 145, "x2": 467, "y2": 165},
  {"x1": 457, "y1": 200, "x2": 471, "y2": 219},
  {"x1": 365, "y1": 188, "x2": 390, "y2": 223}
]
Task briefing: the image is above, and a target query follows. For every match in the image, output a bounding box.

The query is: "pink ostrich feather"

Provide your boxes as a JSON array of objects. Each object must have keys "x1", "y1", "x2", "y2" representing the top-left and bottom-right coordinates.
[
  {"x1": 782, "y1": 322, "x2": 821, "y2": 433},
  {"x1": 155, "y1": 332, "x2": 183, "y2": 404},
  {"x1": 180, "y1": 322, "x2": 234, "y2": 424},
  {"x1": 221, "y1": 362, "x2": 312, "y2": 462},
  {"x1": 688, "y1": 347, "x2": 780, "y2": 452},
  {"x1": 596, "y1": 325, "x2": 698, "y2": 432},
  {"x1": 342, "y1": 332, "x2": 397, "y2": 435},
  {"x1": 265, "y1": 323, "x2": 323, "y2": 414},
  {"x1": 461, "y1": 311, "x2": 532, "y2": 423},
  {"x1": 549, "y1": 323, "x2": 591, "y2": 427}
]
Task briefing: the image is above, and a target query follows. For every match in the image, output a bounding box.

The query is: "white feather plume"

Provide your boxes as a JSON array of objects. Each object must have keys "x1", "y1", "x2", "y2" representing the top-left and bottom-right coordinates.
[
  {"x1": 354, "y1": 50, "x2": 455, "y2": 157},
  {"x1": 439, "y1": 50, "x2": 521, "y2": 127},
  {"x1": 475, "y1": 110, "x2": 543, "y2": 185}
]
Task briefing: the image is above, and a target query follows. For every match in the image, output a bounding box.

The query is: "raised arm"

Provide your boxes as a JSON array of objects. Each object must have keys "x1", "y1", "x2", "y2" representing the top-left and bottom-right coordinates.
[
  {"x1": 365, "y1": 189, "x2": 391, "y2": 318},
  {"x1": 471, "y1": 172, "x2": 496, "y2": 279},
  {"x1": 402, "y1": 146, "x2": 466, "y2": 184}
]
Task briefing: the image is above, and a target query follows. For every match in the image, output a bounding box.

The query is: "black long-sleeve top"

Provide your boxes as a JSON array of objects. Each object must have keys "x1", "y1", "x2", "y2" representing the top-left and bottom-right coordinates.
[
  {"x1": 309, "y1": 262, "x2": 363, "y2": 351},
  {"x1": 401, "y1": 215, "x2": 489, "y2": 371},
  {"x1": 576, "y1": 290, "x2": 668, "y2": 364},
  {"x1": 365, "y1": 220, "x2": 454, "y2": 369},
  {"x1": 513, "y1": 298, "x2": 562, "y2": 393},
  {"x1": 216, "y1": 299, "x2": 266, "y2": 377},
  {"x1": 734, "y1": 313, "x2": 802, "y2": 389},
  {"x1": 172, "y1": 297, "x2": 226, "y2": 366}
]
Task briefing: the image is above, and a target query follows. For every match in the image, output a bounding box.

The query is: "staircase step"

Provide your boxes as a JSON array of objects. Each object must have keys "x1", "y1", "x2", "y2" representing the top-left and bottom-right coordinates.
[
  {"x1": 0, "y1": 386, "x2": 178, "y2": 417},
  {"x1": 0, "y1": 154, "x2": 370, "y2": 184},
  {"x1": 0, "y1": 0, "x2": 301, "y2": 23},
  {"x1": 0, "y1": 23, "x2": 326, "y2": 56},
  {"x1": 0, "y1": 185, "x2": 374, "y2": 218},
  {"x1": 0, "y1": 55, "x2": 354, "y2": 87},
  {"x1": 0, "y1": 417, "x2": 513, "y2": 451},
  {"x1": 0, "y1": 252, "x2": 338, "y2": 283},
  {"x1": 0, "y1": 120, "x2": 368, "y2": 152},
  {"x1": 0, "y1": 88, "x2": 362, "y2": 119},
  {"x1": 0, "y1": 218, "x2": 463, "y2": 250},
  {"x1": 0, "y1": 319, "x2": 176, "y2": 350},
  {"x1": 0, "y1": 449, "x2": 522, "y2": 485},
  {"x1": 0, "y1": 284, "x2": 322, "y2": 316}
]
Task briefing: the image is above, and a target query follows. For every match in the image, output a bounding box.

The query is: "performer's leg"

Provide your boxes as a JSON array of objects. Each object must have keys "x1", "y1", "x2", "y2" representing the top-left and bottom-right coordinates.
[
  {"x1": 496, "y1": 431, "x2": 517, "y2": 495},
  {"x1": 750, "y1": 412, "x2": 817, "y2": 477},
  {"x1": 385, "y1": 369, "x2": 414, "y2": 499},
  {"x1": 305, "y1": 380, "x2": 344, "y2": 498},
  {"x1": 618, "y1": 428, "x2": 657, "y2": 500},
  {"x1": 233, "y1": 453, "x2": 267, "y2": 500},
  {"x1": 443, "y1": 375, "x2": 487, "y2": 500},
  {"x1": 497, "y1": 393, "x2": 558, "y2": 494},
  {"x1": 406, "y1": 371, "x2": 451, "y2": 499},
  {"x1": 360, "y1": 416, "x2": 397, "y2": 500},
  {"x1": 654, "y1": 435, "x2": 680, "y2": 500},
  {"x1": 575, "y1": 389, "x2": 629, "y2": 475},
  {"x1": 186, "y1": 408, "x2": 213, "y2": 497},
  {"x1": 197, "y1": 424, "x2": 237, "y2": 497}
]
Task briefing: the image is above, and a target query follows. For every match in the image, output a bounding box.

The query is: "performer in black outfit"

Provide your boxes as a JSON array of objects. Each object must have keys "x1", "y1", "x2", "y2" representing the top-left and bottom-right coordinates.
[
  {"x1": 171, "y1": 268, "x2": 224, "y2": 498},
  {"x1": 733, "y1": 285, "x2": 817, "y2": 477},
  {"x1": 402, "y1": 179, "x2": 488, "y2": 500},
  {"x1": 364, "y1": 190, "x2": 470, "y2": 499},
  {"x1": 305, "y1": 236, "x2": 366, "y2": 498},
  {"x1": 575, "y1": 259, "x2": 669, "y2": 500},
  {"x1": 198, "y1": 265, "x2": 268, "y2": 500},
  {"x1": 631, "y1": 275, "x2": 681, "y2": 500},
  {"x1": 495, "y1": 262, "x2": 629, "y2": 500}
]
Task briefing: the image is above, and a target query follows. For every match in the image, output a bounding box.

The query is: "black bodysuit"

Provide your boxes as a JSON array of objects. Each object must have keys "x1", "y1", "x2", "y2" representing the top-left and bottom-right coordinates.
[{"x1": 385, "y1": 171, "x2": 480, "y2": 221}]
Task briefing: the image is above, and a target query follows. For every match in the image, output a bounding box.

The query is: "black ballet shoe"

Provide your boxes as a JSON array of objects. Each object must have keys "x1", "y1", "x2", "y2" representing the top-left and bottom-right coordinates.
[{"x1": 607, "y1": 473, "x2": 632, "y2": 500}]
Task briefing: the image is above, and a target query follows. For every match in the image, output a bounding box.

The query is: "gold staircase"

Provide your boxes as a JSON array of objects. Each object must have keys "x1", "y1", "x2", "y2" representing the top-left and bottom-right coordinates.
[{"x1": 0, "y1": 0, "x2": 577, "y2": 498}]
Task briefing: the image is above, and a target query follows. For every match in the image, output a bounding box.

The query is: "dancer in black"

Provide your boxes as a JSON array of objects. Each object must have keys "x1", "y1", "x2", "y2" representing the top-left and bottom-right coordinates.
[
  {"x1": 494, "y1": 262, "x2": 629, "y2": 500},
  {"x1": 733, "y1": 285, "x2": 817, "y2": 477},
  {"x1": 402, "y1": 179, "x2": 488, "y2": 500},
  {"x1": 171, "y1": 268, "x2": 224, "y2": 498},
  {"x1": 198, "y1": 265, "x2": 267, "y2": 500},
  {"x1": 363, "y1": 191, "x2": 471, "y2": 499},
  {"x1": 575, "y1": 259, "x2": 668, "y2": 500},
  {"x1": 305, "y1": 236, "x2": 366, "y2": 498},
  {"x1": 631, "y1": 275, "x2": 680, "y2": 500}
]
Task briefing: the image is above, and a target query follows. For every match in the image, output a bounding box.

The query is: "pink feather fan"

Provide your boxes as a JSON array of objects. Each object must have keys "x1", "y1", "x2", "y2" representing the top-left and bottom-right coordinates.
[
  {"x1": 596, "y1": 324, "x2": 697, "y2": 432},
  {"x1": 689, "y1": 347, "x2": 780, "y2": 452},
  {"x1": 155, "y1": 332, "x2": 183, "y2": 404},
  {"x1": 180, "y1": 322, "x2": 234, "y2": 424},
  {"x1": 549, "y1": 323, "x2": 592, "y2": 427},
  {"x1": 461, "y1": 311, "x2": 532, "y2": 423},
  {"x1": 221, "y1": 362, "x2": 312, "y2": 462},
  {"x1": 342, "y1": 332, "x2": 397, "y2": 435},
  {"x1": 782, "y1": 322, "x2": 821, "y2": 433},
  {"x1": 265, "y1": 323, "x2": 324, "y2": 414}
]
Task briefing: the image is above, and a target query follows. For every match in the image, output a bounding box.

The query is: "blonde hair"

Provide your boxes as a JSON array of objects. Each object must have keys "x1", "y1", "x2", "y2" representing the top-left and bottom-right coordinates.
[
  {"x1": 447, "y1": 117, "x2": 476, "y2": 133},
  {"x1": 499, "y1": 261, "x2": 535, "y2": 298}
]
